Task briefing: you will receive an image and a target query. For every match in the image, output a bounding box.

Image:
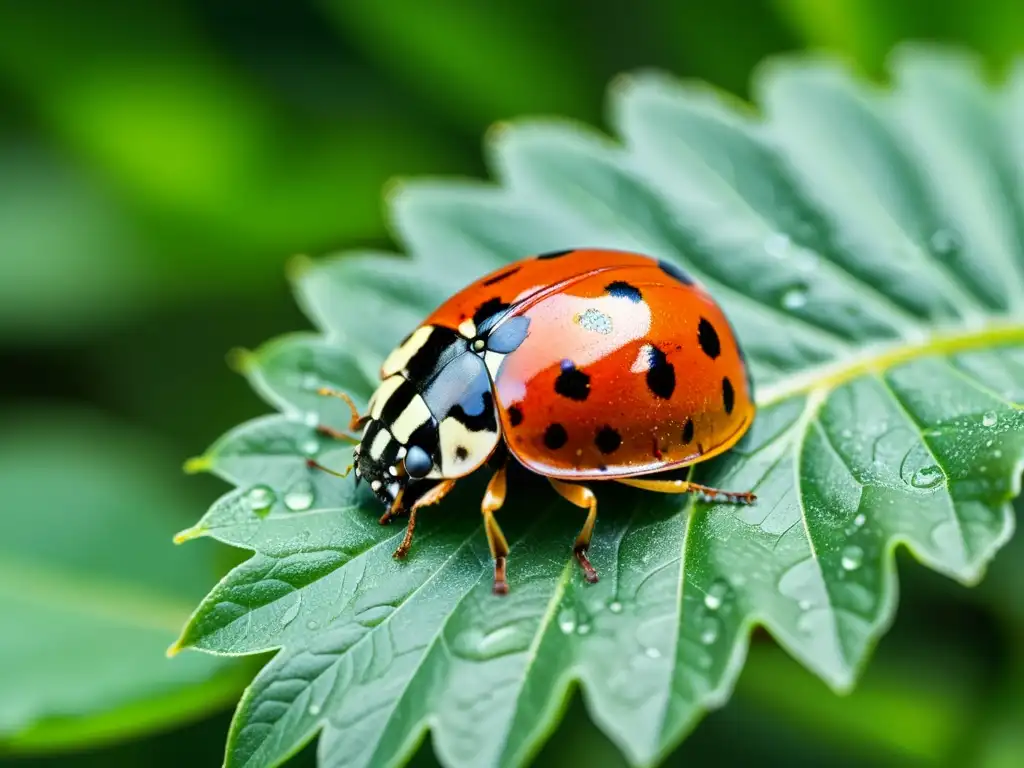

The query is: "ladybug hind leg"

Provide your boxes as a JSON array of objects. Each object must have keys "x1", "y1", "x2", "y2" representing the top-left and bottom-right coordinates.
[
  {"x1": 547, "y1": 478, "x2": 599, "y2": 584},
  {"x1": 616, "y1": 476, "x2": 756, "y2": 504},
  {"x1": 392, "y1": 480, "x2": 456, "y2": 559}
]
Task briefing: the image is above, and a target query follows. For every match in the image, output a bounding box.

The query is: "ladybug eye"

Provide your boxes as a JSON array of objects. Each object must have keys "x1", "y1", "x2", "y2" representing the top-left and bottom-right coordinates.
[
  {"x1": 471, "y1": 338, "x2": 486, "y2": 352},
  {"x1": 404, "y1": 445, "x2": 433, "y2": 478}
]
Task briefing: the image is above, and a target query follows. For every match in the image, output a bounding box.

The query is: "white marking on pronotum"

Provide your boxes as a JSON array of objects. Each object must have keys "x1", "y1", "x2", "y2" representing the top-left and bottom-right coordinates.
[
  {"x1": 436, "y1": 417, "x2": 499, "y2": 477},
  {"x1": 381, "y1": 326, "x2": 434, "y2": 377},
  {"x1": 369, "y1": 429, "x2": 391, "y2": 460},
  {"x1": 390, "y1": 395, "x2": 431, "y2": 443},
  {"x1": 369, "y1": 375, "x2": 404, "y2": 420},
  {"x1": 370, "y1": 480, "x2": 382, "y2": 491},
  {"x1": 458, "y1": 319, "x2": 477, "y2": 338}
]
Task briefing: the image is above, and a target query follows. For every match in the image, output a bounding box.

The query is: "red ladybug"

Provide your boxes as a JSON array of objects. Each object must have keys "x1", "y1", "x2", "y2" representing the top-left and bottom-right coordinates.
[{"x1": 314, "y1": 249, "x2": 756, "y2": 594}]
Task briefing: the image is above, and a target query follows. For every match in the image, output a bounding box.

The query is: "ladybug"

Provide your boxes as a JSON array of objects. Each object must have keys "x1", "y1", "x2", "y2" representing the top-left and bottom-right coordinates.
[{"x1": 313, "y1": 248, "x2": 756, "y2": 594}]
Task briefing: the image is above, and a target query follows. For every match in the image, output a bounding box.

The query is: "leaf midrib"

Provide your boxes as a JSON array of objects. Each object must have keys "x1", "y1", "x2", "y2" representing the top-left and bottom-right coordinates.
[{"x1": 757, "y1": 320, "x2": 1024, "y2": 406}]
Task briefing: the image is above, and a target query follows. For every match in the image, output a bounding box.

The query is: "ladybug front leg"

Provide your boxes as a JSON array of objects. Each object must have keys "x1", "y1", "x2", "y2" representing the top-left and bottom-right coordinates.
[
  {"x1": 392, "y1": 480, "x2": 456, "y2": 559},
  {"x1": 617, "y1": 477, "x2": 756, "y2": 504},
  {"x1": 481, "y1": 464, "x2": 512, "y2": 595},
  {"x1": 547, "y1": 479, "x2": 599, "y2": 584},
  {"x1": 315, "y1": 387, "x2": 369, "y2": 442}
]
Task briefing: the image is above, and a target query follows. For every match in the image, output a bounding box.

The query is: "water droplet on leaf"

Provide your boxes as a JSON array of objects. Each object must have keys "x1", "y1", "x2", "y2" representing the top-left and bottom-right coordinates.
[
  {"x1": 704, "y1": 579, "x2": 730, "y2": 611},
  {"x1": 281, "y1": 597, "x2": 301, "y2": 627},
  {"x1": 781, "y1": 285, "x2": 808, "y2": 309},
  {"x1": 576, "y1": 624, "x2": 591, "y2": 636},
  {"x1": 284, "y1": 481, "x2": 315, "y2": 511},
  {"x1": 840, "y1": 546, "x2": 864, "y2": 571},
  {"x1": 644, "y1": 646, "x2": 662, "y2": 659},
  {"x1": 608, "y1": 601, "x2": 623, "y2": 614},
  {"x1": 699, "y1": 616, "x2": 720, "y2": 645},
  {"x1": 308, "y1": 703, "x2": 322, "y2": 716},
  {"x1": 982, "y1": 411, "x2": 997, "y2": 428},
  {"x1": 911, "y1": 465, "x2": 943, "y2": 489},
  {"x1": 246, "y1": 485, "x2": 275, "y2": 515}
]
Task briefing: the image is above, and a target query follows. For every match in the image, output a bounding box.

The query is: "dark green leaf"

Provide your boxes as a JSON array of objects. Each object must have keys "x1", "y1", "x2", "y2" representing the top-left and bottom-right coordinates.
[{"x1": 176, "y1": 47, "x2": 1024, "y2": 768}]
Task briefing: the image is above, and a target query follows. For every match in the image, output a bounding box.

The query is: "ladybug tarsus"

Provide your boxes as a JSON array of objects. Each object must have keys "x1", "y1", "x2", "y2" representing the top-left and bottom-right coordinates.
[
  {"x1": 492, "y1": 556, "x2": 510, "y2": 595},
  {"x1": 574, "y1": 547, "x2": 600, "y2": 584}
]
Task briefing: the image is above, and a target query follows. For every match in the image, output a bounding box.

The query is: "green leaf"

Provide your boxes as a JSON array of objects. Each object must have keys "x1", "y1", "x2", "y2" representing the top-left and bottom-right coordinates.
[
  {"x1": 0, "y1": 408, "x2": 252, "y2": 754},
  {"x1": 175, "y1": 46, "x2": 1024, "y2": 768}
]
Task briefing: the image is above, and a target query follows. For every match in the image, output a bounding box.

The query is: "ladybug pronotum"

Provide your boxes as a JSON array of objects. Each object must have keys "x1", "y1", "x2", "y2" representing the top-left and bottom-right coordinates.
[{"x1": 313, "y1": 249, "x2": 757, "y2": 594}]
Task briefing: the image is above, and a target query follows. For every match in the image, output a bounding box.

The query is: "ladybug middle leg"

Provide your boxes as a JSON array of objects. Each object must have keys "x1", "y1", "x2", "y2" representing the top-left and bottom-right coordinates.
[{"x1": 547, "y1": 478, "x2": 600, "y2": 584}]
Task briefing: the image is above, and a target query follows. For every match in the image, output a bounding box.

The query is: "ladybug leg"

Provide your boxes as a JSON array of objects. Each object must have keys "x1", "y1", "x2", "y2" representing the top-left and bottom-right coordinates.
[
  {"x1": 392, "y1": 480, "x2": 456, "y2": 560},
  {"x1": 547, "y1": 479, "x2": 599, "y2": 584},
  {"x1": 315, "y1": 387, "x2": 369, "y2": 441},
  {"x1": 481, "y1": 464, "x2": 512, "y2": 595},
  {"x1": 616, "y1": 477, "x2": 756, "y2": 505},
  {"x1": 305, "y1": 458, "x2": 353, "y2": 478}
]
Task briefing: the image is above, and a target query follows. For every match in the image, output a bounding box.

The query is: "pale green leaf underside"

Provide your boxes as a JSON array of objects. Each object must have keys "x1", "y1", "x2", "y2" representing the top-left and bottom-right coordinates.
[{"x1": 175, "y1": 46, "x2": 1024, "y2": 768}]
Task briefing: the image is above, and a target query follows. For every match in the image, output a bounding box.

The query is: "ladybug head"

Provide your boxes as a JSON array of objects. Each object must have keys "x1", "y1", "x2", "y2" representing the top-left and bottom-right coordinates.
[{"x1": 354, "y1": 418, "x2": 438, "y2": 511}]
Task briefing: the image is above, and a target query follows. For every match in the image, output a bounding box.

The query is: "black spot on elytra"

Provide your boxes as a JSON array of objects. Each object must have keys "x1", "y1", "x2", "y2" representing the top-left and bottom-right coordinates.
[
  {"x1": 472, "y1": 297, "x2": 510, "y2": 330},
  {"x1": 455, "y1": 445, "x2": 469, "y2": 461},
  {"x1": 482, "y1": 266, "x2": 520, "y2": 286},
  {"x1": 554, "y1": 359, "x2": 590, "y2": 401},
  {"x1": 682, "y1": 418, "x2": 695, "y2": 444},
  {"x1": 595, "y1": 425, "x2": 622, "y2": 454},
  {"x1": 697, "y1": 317, "x2": 721, "y2": 360},
  {"x1": 605, "y1": 280, "x2": 643, "y2": 303},
  {"x1": 507, "y1": 405, "x2": 523, "y2": 427},
  {"x1": 543, "y1": 423, "x2": 568, "y2": 450},
  {"x1": 658, "y1": 259, "x2": 694, "y2": 286},
  {"x1": 645, "y1": 345, "x2": 676, "y2": 399},
  {"x1": 722, "y1": 376, "x2": 735, "y2": 415},
  {"x1": 537, "y1": 248, "x2": 574, "y2": 260}
]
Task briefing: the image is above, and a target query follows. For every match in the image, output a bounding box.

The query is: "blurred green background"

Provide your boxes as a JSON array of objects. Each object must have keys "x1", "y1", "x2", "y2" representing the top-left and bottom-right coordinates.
[{"x1": 2, "y1": 0, "x2": 1024, "y2": 766}]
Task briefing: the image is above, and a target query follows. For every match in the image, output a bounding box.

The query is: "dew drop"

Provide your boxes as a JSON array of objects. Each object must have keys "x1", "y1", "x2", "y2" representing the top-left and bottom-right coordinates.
[
  {"x1": 982, "y1": 411, "x2": 998, "y2": 428},
  {"x1": 853, "y1": 513, "x2": 866, "y2": 528},
  {"x1": 994, "y1": 449, "x2": 1003, "y2": 458},
  {"x1": 558, "y1": 610, "x2": 576, "y2": 635},
  {"x1": 284, "y1": 481, "x2": 315, "y2": 512},
  {"x1": 576, "y1": 623, "x2": 592, "y2": 636},
  {"x1": 704, "y1": 579, "x2": 730, "y2": 611},
  {"x1": 911, "y1": 465, "x2": 944, "y2": 489},
  {"x1": 781, "y1": 285, "x2": 809, "y2": 310},
  {"x1": 281, "y1": 597, "x2": 301, "y2": 627},
  {"x1": 765, "y1": 232, "x2": 792, "y2": 258},
  {"x1": 929, "y1": 228, "x2": 960, "y2": 256},
  {"x1": 303, "y1": 410, "x2": 319, "y2": 427},
  {"x1": 306, "y1": 620, "x2": 319, "y2": 630},
  {"x1": 644, "y1": 646, "x2": 662, "y2": 659},
  {"x1": 308, "y1": 703, "x2": 322, "y2": 716},
  {"x1": 608, "y1": 601, "x2": 623, "y2": 614},
  {"x1": 699, "y1": 616, "x2": 720, "y2": 645},
  {"x1": 301, "y1": 373, "x2": 320, "y2": 391},
  {"x1": 300, "y1": 438, "x2": 320, "y2": 456},
  {"x1": 798, "y1": 599, "x2": 812, "y2": 611},
  {"x1": 840, "y1": 545, "x2": 864, "y2": 572},
  {"x1": 246, "y1": 485, "x2": 275, "y2": 515}
]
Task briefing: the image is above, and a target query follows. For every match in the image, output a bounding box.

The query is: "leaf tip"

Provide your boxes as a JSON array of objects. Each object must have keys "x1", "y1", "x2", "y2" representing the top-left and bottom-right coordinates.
[
  {"x1": 173, "y1": 524, "x2": 206, "y2": 545},
  {"x1": 285, "y1": 253, "x2": 315, "y2": 282},
  {"x1": 183, "y1": 455, "x2": 212, "y2": 475},
  {"x1": 226, "y1": 346, "x2": 256, "y2": 374},
  {"x1": 165, "y1": 638, "x2": 185, "y2": 658}
]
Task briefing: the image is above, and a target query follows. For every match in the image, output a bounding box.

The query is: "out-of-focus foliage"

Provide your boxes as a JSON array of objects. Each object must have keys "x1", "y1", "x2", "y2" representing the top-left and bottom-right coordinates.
[
  {"x1": 0, "y1": 408, "x2": 252, "y2": 753},
  {"x1": 2, "y1": 1, "x2": 1023, "y2": 767}
]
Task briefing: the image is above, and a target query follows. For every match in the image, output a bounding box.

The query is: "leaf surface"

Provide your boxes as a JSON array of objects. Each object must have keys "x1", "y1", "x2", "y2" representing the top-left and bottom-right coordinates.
[{"x1": 176, "y1": 47, "x2": 1024, "y2": 768}]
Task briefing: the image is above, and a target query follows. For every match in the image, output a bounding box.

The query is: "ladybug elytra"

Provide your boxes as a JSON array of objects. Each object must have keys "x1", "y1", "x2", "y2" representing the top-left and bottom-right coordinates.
[{"x1": 313, "y1": 249, "x2": 756, "y2": 594}]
